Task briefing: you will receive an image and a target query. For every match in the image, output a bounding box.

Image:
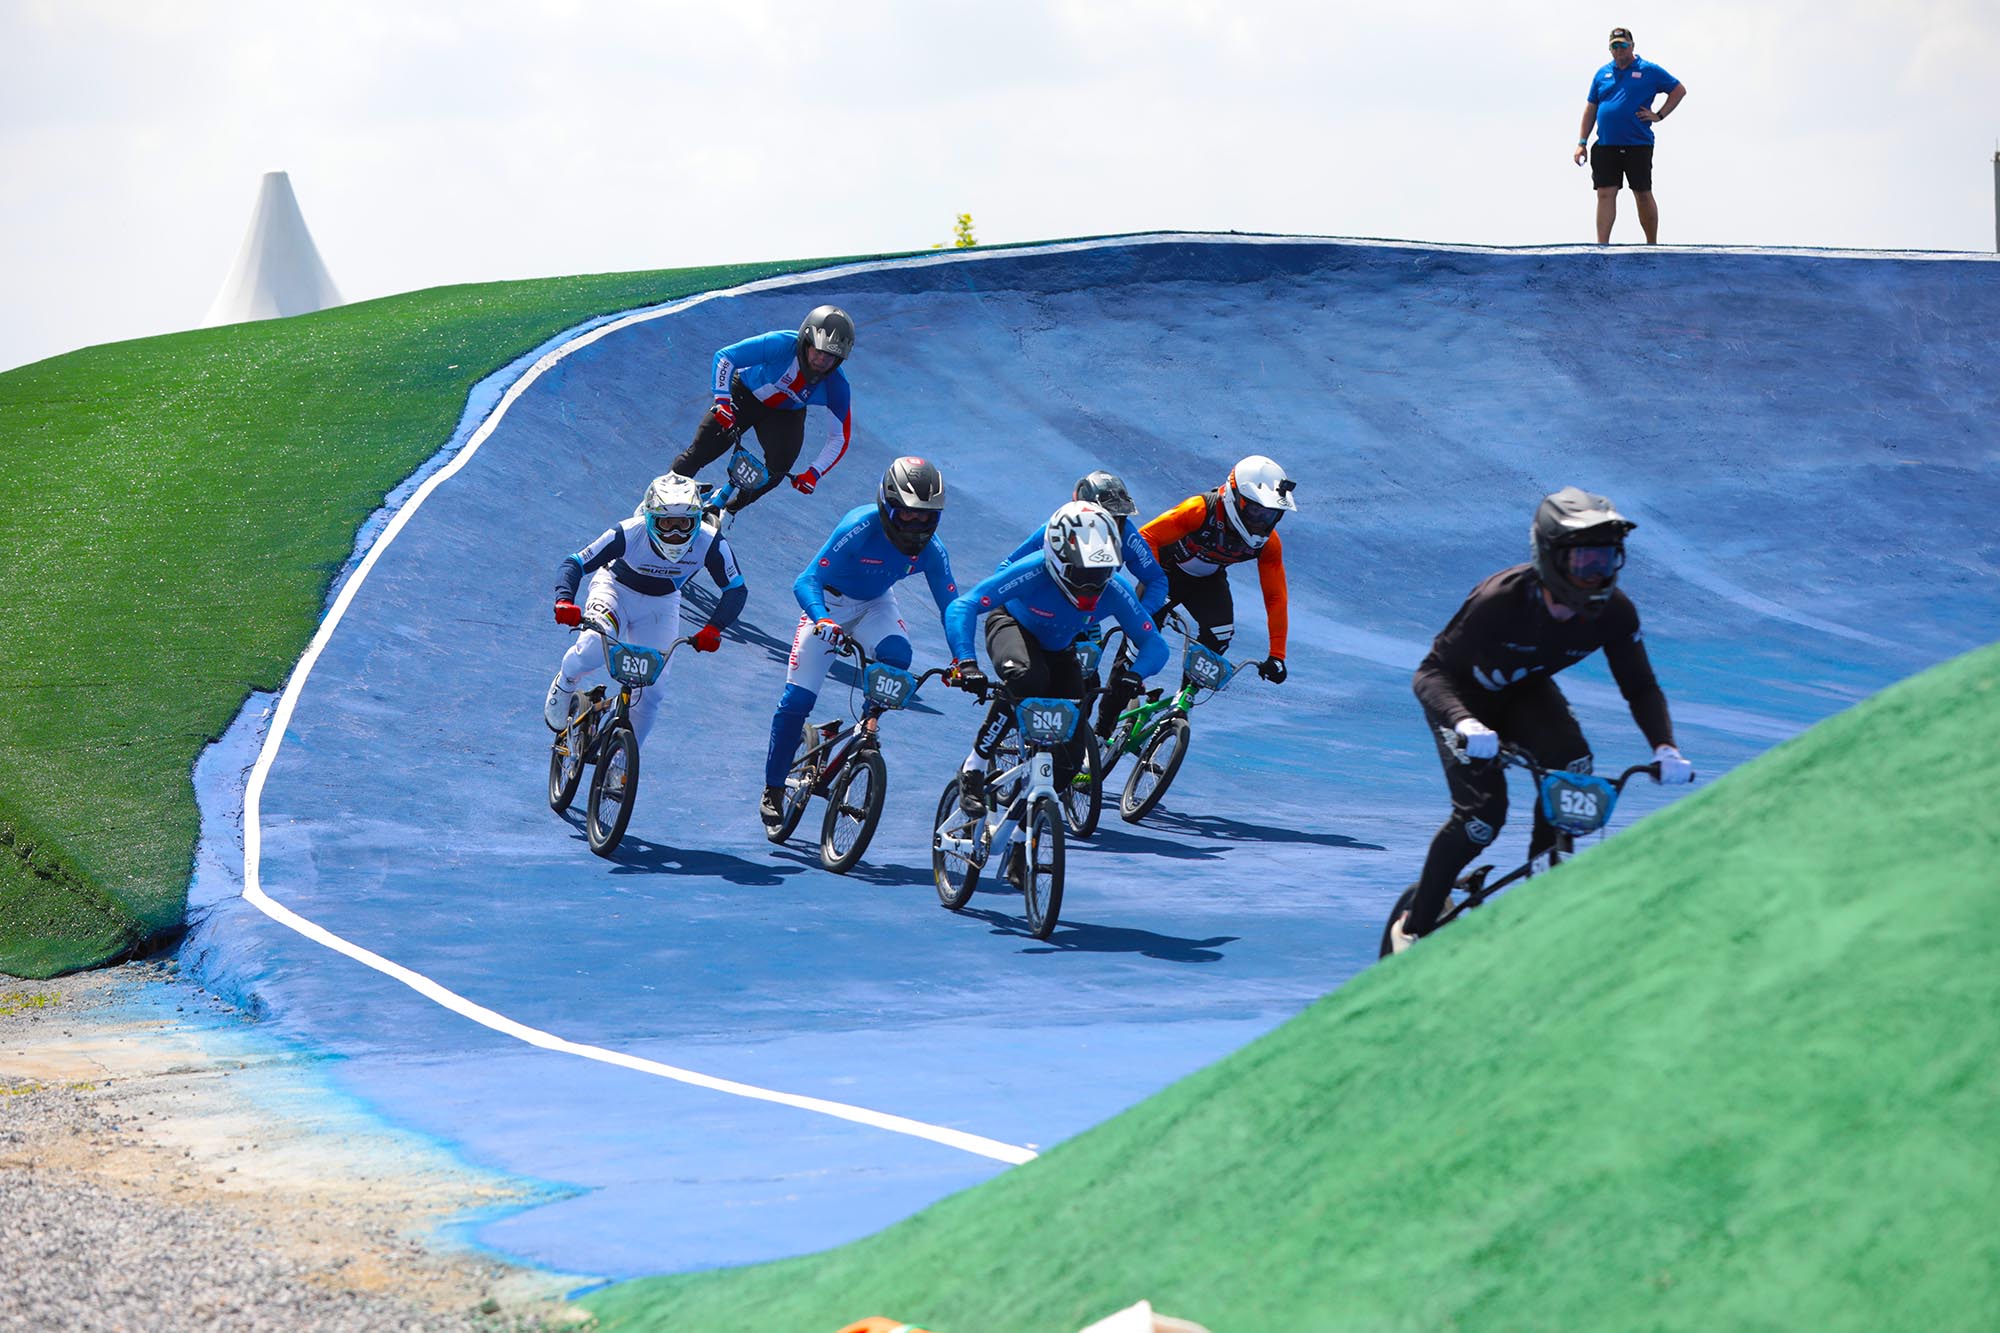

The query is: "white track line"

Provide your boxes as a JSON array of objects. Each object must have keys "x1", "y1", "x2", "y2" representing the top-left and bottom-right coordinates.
[{"x1": 237, "y1": 231, "x2": 1992, "y2": 1171}]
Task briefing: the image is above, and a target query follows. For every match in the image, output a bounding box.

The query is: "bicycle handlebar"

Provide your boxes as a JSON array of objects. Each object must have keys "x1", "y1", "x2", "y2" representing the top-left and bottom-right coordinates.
[{"x1": 1489, "y1": 742, "x2": 1683, "y2": 790}]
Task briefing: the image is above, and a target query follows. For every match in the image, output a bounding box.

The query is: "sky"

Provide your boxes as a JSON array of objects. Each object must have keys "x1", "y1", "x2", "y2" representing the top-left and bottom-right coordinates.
[{"x1": 4, "y1": 0, "x2": 1997, "y2": 372}]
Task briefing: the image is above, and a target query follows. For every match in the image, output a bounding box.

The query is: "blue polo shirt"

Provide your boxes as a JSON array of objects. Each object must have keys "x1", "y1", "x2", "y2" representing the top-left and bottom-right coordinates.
[{"x1": 1588, "y1": 57, "x2": 1678, "y2": 146}]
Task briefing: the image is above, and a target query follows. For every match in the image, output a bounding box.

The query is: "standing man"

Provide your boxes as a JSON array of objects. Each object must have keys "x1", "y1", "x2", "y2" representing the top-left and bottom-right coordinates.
[{"x1": 1573, "y1": 27, "x2": 1686, "y2": 245}]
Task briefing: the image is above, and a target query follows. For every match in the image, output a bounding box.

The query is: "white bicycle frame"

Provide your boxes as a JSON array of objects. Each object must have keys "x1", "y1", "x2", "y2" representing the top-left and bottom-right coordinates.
[{"x1": 934, "y1": 707, "x2": 1069, "y2": 871}]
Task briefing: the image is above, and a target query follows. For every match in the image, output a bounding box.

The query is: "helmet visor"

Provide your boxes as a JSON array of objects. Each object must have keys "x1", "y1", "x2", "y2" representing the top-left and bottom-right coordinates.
[
  {"x1": 889, "y1": 506, "x2": 940, "y2": 533},
  {"x1": 1561, "y1": 545, "x2": 1624, "y2": 587},
  {"x1": 1237, "y1": 495, "x2": 1285, "y2": 537}
]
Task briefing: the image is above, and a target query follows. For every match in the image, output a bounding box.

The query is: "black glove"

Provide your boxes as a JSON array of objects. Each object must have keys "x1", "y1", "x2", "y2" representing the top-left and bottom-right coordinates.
[
  {"x1": 951, "y1": 660, "x2": 990, "y2": 695},
  {"x1": 1109, "y1": 665, "x2": 1146, "y2": 693},
  {"x1": 1256, "y1": 656, "x2": 1288, "y2": 684}
]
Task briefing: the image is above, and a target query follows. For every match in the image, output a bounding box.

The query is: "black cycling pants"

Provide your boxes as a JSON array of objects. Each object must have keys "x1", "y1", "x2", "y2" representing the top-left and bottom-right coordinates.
[
  {"x1": 1159, "y1": 563, "x2": 1234, "y2": 654},
  {"x1": 670, "y1": 377, "x2": 807, "y2": 512},
  {"x1": 1406, "y1": 677, "x2": 1592, "y2": 935},
  {"x1": 974, "y1": 612, "x2": 1086, "y2": 781}
]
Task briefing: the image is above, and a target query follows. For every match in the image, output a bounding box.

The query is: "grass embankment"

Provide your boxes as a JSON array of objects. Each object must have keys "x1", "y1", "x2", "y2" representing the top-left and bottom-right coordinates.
[
  {"x1": 586, "y1": 642, "x2": 2000, "y2": 1332},
  {"x1": 0, "y1": 256, "x2": 856, "y2": 977}
]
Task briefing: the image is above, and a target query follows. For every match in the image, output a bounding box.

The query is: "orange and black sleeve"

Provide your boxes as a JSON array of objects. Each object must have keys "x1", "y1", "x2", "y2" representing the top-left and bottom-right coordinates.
[
  {"x1": 1139, "y1": 496, "x2": 1208, "y2": 557},
  {"x1": 1257, "y1": 531, "x2": 1289, "y2": 658}
]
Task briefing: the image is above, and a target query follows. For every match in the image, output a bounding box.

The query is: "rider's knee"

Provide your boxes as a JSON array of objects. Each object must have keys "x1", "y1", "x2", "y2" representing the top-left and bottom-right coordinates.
[
  {"x1": 776, "y1": 683, "x2": 817, "y2": 717},
  {"x1": 873, "y1": 634, "x2": 913, "y2": 670}
]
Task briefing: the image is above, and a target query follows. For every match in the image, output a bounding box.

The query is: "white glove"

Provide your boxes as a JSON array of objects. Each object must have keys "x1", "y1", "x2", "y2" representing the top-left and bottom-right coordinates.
[
  {"x1": 810, "y1": 617, "x2": 847, "y2": 647},
  {"x1": 1654, "y1": 744, "x2": 1695, "y2": 785},
  {"x1": 1454, "y1": 718, "x2": 1500, "y2": 760}
]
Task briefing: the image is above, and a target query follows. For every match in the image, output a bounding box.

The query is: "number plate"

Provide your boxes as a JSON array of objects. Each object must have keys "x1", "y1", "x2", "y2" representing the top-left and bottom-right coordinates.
[
  {"x1": 863, "y1": 663, "x2": 917, "y2": 710},
  {"x1": 1182, "y1": 641, "x2": 1233, "y2": 691},
  {"x1": 609, "y1": 644, "x2": 665, "y2": 687},
  {"x1": 1072, "y1": 625, "x2": 1105, "y2": 673},
  {"x1": 1014, "y1": 697, "x2": 1080, "y2": 745},
  {"x1": 1538, "y1": 772, "x2": 1618, "y2": 835},
  {"x1": 726, "y1": 448, "x2": 768, "y2": 491}
]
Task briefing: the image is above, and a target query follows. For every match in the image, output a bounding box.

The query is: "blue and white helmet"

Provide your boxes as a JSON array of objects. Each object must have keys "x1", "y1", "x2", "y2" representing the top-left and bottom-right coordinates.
[
  {"x1": 1043, "y1": 500, "x2": 1122, "y2": 609},
  {"x1": 639, "y1": 473, "x2": 702, "y2": 560}
]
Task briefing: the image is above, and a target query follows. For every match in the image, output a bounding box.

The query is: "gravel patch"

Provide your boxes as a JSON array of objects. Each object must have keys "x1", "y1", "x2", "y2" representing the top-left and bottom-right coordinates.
[{"x1": 0, "y1": 963, "x2": 595, "y2": 1332}]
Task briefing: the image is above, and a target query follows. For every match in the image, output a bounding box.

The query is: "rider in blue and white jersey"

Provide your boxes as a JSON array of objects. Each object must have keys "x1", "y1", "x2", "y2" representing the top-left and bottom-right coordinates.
[
  {"x1": 671, "y1": 306, "x2": 856, "y2": 514},
  {"x1": 759, "y1": 458, "x2": 959, "y2": 828},
  {"x1": 944, "y1": 501, "x2": 1170, "y2": 815},
  {"x1": 998, "y1": 470, "x2": 1168, "y2": 616},
  {"x1": 544, "y1": 474, "x2": 745, "y2": 745}
]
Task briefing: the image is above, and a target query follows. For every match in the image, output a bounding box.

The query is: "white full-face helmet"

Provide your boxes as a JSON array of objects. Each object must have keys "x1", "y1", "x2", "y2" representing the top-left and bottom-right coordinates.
[
  {"x1": 1043, "y1": 500, "x2": 1123, "y2": 609},
  {"x1": 1223, "y1": 455, "x2": 1299, "y2": 547},
  {"x1": 639, "y1": 473, "x2": 702, "y2": 560}
]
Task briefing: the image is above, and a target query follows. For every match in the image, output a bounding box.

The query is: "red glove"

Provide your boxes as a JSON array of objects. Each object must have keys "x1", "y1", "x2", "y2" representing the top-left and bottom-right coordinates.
[
  {"x1": 692, "y1": 623, "x2": 722, "y2": 653},
  {"x1": 554, "y1": 599, "x2": 582, "y2": 627},
  {"x1": 790, "y1": 468, "x2": 820, "y2": 495},
  {"x1": 711, "y1": 397, "x2": 736, "y2": 431}
]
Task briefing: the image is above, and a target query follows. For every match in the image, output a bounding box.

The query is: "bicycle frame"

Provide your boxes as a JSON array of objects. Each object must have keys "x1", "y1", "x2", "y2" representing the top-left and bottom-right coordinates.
[
  {"x1": 933, "y1": 695, "x2": 1078, "y2": 871},
  {"x1": 1103, "y1": 634, "x2": 1239, "y2": 763},
  {"x1": 554, "y1": 618, "x2": 689, "y2": 751},
  {"x1": 702, "y1": 443, "x2": 770, "y2": 520},
  {"x1": 781, "y1": 641, "x2": 945, "y2": 798}
]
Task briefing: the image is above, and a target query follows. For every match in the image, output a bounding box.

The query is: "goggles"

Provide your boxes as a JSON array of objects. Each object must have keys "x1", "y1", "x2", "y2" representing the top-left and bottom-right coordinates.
[
  {"x1": 889, "y1": 506, "x2": 940, "y2": 531},
  {"x1": 1561, "y1": 545, "x2": 1625, "y2": 584},
  {"x1": 1237, "y1": 496, "x2": 1286, "y2": 536},
  {"x1": 648, "y1": 512, "x2": 697, "y2": 542}
]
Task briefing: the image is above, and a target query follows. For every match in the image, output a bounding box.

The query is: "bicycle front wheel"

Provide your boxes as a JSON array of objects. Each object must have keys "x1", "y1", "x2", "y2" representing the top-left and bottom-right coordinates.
[
  {"x1": 820, "y1": 748, "x2": 887, "y2": 875},
  {"x1": 931, "y1": 777, "x2": 982, "y2": 910},
  {"x1": 1120, "y1": 714, "x2": 1191, "y2": 824},
  {"x1": 1021, "y1": 796, "x2": 1066, "y2": 940},
  {"x1": 1060, "y1": 728, "x2": 1104, "y2": 839},
  {"x1": 587, "y1": 723, "x2": 640, "y2": 857}
]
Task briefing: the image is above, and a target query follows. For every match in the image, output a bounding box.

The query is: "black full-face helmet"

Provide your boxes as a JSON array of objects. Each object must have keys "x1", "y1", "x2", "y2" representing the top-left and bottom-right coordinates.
[
  {"x1": 1531, "y1": 486, "x2": 1637, "y2": 616},
  {"x1": 797, "y1": 306, "x2": 855, "y2": 378},
  {"x1": 877, "y1": 456, "x2": 945, "y2": 556},
  {"x1": 1073, "y1": 470, "x2": 1138, "y2": 529}
]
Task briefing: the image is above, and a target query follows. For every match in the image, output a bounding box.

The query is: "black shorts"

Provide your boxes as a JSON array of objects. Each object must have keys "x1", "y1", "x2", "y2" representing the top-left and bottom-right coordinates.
[{"x1": 1590, "y1": 143, "x2": 1654, "y2": 191}]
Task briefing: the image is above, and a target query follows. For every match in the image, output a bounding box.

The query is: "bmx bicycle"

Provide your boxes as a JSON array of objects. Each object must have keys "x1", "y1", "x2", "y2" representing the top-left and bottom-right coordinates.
[
  {"x1": 765, "y1": 638, "x2": 949, "y2": 874},
  {"x1": 1098, "y1": 628, "x2": 1258, "y2": 825},
  {"x1": 546, "y1": 615, "x2": 695, "y2": 857},
  {"x1": 1376, "y1": 744, "x2": 1691, "y2": 957},
  {"x1": 930, "y1": 689, "x2": 1082, "y2": 940}
]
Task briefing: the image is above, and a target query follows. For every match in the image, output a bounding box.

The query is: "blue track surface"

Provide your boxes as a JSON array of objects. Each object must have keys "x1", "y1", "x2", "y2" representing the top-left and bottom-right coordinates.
[{"x1": 184, "y1": 237, "x2": 2000, "y2": 1279}]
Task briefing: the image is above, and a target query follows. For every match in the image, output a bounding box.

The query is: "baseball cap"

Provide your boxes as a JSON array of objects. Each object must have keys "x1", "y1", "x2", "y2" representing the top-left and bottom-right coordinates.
[{"x1": 1609, "y1": 27, "x2": 1634, "y2": 43}]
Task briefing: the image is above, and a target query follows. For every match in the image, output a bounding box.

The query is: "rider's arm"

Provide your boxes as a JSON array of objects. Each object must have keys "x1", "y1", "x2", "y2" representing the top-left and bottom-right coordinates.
[
  {"x1": 1105, "y1": 581, "x2": 1171, "y2": 677},
  {"x1": 791, "y1": 519, "x2": 852, "y2": 623},
  {"x1": 799, "y1": 373, "x2": 853, "y2": 480},
  {"x1": 1121, "y1": 524, "x2": 1170, "y2": 614},
  {"x1": 704, "y1": 534, "x2": 748, "y2": 629},
  {"x1": 1002, "y1": 524, "x2": 1047, "y2": 569},
  {"x1": 1410, "y1": 587, "x2": 1504, "y2": 726},
  {"x1": 711, "y1": 330, "x2": 792, "y2": 398},
  {"x1": 1255, "y1": 531, "x2": 1289, "y2": 658},
  {"x1": 556, "y1": 525, "x2": 627, "y2": 602},
  {"x1": 1139, "y1": 496, "x2": 1208, "y2": 556},
  {"x1": 1601, "y1": 599, "x2": 1676, "y2": 750},
  {"x1": 945, "y1": 556, "x2": 1040, "y2": 661},
  {"x1": 920, "y1": 538, "x2": 962, "y2": 624}
]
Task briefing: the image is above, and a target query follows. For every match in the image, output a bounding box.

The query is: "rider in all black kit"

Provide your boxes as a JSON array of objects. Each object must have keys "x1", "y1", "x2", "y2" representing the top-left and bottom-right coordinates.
[{"x1": 1390, "y1": 487, "x2": 1695, "y2": 953}]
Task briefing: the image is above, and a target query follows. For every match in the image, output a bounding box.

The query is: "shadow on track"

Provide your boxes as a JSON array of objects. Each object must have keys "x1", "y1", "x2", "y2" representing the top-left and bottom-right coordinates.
[
  {"x1": 573, "y1": 827, "x2": 807, "y2": 886},
  {"x1": 766, "y1": 847, "x2": 936, "y2": 889},
  {"x1": 1142, "y1": 808, "x2": 1386, "y2": 851},
  {"x1": 959, "y1": 906, "x2": 1238, "y2": 963}
]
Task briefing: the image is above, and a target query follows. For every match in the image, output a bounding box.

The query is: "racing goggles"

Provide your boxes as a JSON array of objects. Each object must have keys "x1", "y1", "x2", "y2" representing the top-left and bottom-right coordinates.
[
  {"x1": 648, "y1": 512, "x2": 697, "y2": 544},
  {"x1": 1561, "y1": 545, "x2": 1625, "y2": 585},
  {"x1": 888, "y1": 506, "x2": 940, "y2": 534},
  {"x1": 1236, "y1": 495, "x2": 1286, "y2": 537}
]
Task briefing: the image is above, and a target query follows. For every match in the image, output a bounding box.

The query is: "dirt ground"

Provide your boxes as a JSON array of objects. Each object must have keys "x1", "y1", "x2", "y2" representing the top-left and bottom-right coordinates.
[{"x1": 0, "y1": 960, "x2": 596, "y2": 1330}]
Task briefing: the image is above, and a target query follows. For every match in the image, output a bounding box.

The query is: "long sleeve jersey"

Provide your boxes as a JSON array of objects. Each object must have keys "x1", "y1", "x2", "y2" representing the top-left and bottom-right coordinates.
[
  {"x1": 794, "y1": 504, "x2": 960, "y2": 627},
  {"x1": 557, "y1": 516, "x2": 747, "y2": 630},
  {"x1": 1002, "y1": 520, "x2": 1168, "y2": 616},
  {"x1": 713, "y1": 330, "x2": 854, "y2": 479},
  {"x1": 1139, "y1": 489, "x2": 1290, "y2": 657},
  {"x1": 1411, "y1": 564, "x2": 1674, "y2": 748},
  {"x1": 946, "y1": 553, "x2": 1170, "y2": 678}
]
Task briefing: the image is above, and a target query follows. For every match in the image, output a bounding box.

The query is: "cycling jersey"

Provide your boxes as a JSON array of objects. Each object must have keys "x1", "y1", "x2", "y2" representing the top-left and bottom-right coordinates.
[
  {"x1": 1141, "y1": 488, "x2": 1290, "y2": 657},
  {"x1": 713, "y1": 330, "x2": 854, "y2": 479},
  {"x1": 947, "y1": 553, "x2": 1169, "y2": 677},
  {"x1": 557, "y1": 515, "x2": 747, "y2": 628},
  {"x1": 796, "y1": 504, "x2": 958, "y2": 625},
  {"x1": 1001, "y1": 520, "x2": 1168, "y2": 616}
]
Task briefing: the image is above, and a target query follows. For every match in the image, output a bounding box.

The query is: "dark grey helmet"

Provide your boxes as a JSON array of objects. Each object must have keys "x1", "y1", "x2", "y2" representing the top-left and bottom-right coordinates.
[
  {"x1": 877, "y1": 456, "x2": 945, "y2": 556},
  {"x1": 1073, "y1": 470, "x2": 1137, "y2": 521},
  {"x1": 1531, "y1": 486, "x2": 1637, "y2": 615},
  {"x1": 798, "y1": 305, "x2": 855, "y2": 372}
]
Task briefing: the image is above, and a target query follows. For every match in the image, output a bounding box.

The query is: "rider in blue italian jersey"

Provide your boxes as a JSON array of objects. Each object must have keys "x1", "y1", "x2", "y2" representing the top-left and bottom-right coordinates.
[
  {"x1": 759, "y1": 458, "x2": 959, "y2": 828},
  {"x1": 944, "y1": 501, "x2": 1170, "y2": 815}
]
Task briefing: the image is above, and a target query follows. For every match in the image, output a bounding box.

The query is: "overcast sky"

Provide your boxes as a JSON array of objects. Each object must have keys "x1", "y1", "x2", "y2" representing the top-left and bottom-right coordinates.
[{"x1": 4, "y1": 0, "x2": 1996, "y2": 373}]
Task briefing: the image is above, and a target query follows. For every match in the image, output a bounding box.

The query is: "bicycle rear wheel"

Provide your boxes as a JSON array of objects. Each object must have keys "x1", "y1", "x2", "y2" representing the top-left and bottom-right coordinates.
[
  {"x1": 1120, "y1": 714, "x2": 1191, "y2": 824},
  {"x1": 931, "y1": 777, "x2": 982, "y2": 910},
  {"x1": 1021, "y1": 796, "x2": 1066, "y2": 940},
  {"x1": 767, "y1": 722, "x2": 830, "y2": 845},
  {"x1": 820, "y1": 748, "x2": 887, "y2": 875},
  {"x1": 547, "y1": 704, "x2": 595, "y2": 814},
  {"x1": 1059, "y1": 728, "x2": 1104, "y2": 839},
  {"x1": 587, "y1": 722, "x2": 640, "y2": 856}
]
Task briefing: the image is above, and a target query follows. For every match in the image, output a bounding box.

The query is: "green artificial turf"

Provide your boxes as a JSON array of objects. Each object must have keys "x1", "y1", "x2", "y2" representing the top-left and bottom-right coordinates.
[
  {"x1": 0, "y1": 256, "x2": 862, "y2": 977},
  {"x1": 584, "y1": 641, "x2": 2000, "y2": 1332}
]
